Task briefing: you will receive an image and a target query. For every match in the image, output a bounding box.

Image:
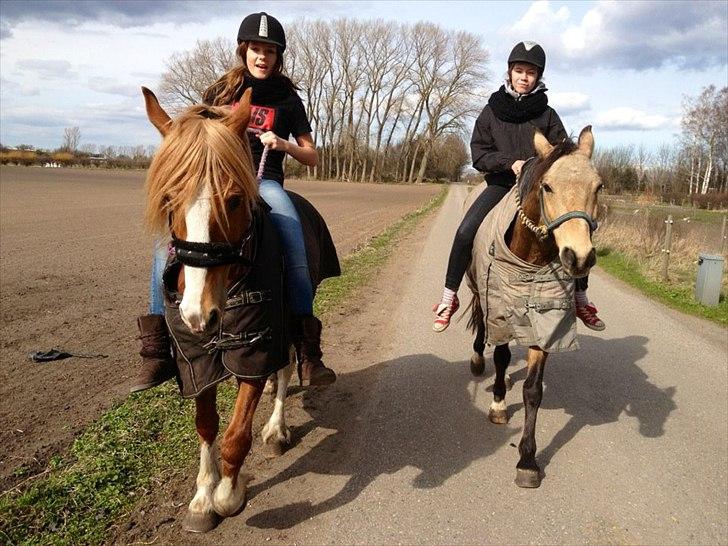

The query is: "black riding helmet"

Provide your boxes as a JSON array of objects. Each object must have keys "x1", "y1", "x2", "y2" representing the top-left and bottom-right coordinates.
[
  {"x1": 237, "y1": 12, "x2": 286, "y2": 52},
  {"x1": 508, "y1": 41, "x2": 546, "y2": 74}
]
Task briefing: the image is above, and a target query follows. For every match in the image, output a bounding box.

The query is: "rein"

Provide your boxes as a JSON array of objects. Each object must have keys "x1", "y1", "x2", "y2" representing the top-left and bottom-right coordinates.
[{"x1": 514, "y1": 157, "x2": 598, "y2": 241}]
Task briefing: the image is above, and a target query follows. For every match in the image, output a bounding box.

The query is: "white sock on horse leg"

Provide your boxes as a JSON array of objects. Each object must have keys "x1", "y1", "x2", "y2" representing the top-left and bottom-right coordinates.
[
  {"x1": 575, "y1": 290, "x2": 588, "y2": 308},
  {"x1": 441, "y1": 288, "x2": 457, "y2": 307}
]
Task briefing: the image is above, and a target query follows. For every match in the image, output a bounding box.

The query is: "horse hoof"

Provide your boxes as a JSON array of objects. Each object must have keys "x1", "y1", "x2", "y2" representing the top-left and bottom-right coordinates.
[
  {"x1": 183, "y1": 510, "x2": 222, "y2": 533},
  {"x1": 470, "y1": 354, "x2": 485, "y2": 376},
  {"x1": 514, "y1": 468, "x2": 541, "y2": 488},
  {"x1": 488, "y1": 408, "x2": 508, "y2": 424},
  {"x1": 505, "y1": 374, "x2": 513, "y2": 391},
  {"x1": 265, "y1": 439, "x2": 288, "y2": 457}
]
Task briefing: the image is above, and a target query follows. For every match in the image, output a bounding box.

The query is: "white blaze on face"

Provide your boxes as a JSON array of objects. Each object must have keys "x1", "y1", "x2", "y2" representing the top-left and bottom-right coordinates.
[{"x1": 180, "y1": 183, "x2": 212, "y2": 332}]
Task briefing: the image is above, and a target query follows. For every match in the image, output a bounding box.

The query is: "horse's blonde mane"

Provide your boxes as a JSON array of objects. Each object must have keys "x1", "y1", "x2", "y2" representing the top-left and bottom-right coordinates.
[{"x1": 144, "y1": 104, "x2": 258, "y2": 238}]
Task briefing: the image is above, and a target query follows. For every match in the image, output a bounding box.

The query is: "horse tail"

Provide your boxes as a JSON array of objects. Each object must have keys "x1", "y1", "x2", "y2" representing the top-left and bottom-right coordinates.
[{"x1": 466, "y1": 292, "x2": 483, "y2": 335}]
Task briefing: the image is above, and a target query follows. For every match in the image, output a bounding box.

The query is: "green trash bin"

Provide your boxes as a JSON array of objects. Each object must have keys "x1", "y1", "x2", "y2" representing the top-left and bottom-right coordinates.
[{"x1": 695, "y1": 253, "x2": 725, "y2": 307}]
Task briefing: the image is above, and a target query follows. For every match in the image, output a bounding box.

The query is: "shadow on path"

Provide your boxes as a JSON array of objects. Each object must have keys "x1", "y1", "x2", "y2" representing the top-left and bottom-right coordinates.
[
  {"x1": 505, "y1": 335, "x2": 676, "y2": 470},
  {"x1": 246, "y1": 354, "x2": 519, "y2": 530}
]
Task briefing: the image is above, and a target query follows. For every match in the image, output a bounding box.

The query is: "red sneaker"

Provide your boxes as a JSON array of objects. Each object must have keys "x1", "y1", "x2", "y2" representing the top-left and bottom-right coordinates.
[
  {"x1": 576, "y1": 304, "x2": 605, "y2": 331},
  {"x1": 432, "y1": 294, "x2": 460, "y2": 333}
]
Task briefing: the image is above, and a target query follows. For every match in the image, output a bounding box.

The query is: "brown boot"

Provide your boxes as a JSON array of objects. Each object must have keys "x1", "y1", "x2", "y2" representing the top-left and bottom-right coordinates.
[
  {"x1": 130, "y1": 314, "x2": 177, "y2": 393},
  {"x1": 294, "y1": 315, "x2": 336, "y2": 387}
]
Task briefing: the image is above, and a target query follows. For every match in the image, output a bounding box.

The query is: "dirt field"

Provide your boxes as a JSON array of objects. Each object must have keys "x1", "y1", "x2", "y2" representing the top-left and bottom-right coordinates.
[{"x1": 0, "y1": 165, "x2": 439, "y2": 490}]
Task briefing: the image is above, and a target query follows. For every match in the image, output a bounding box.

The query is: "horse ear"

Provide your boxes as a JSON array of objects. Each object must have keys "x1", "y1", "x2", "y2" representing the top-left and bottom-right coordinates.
[
  {"x1": 577, "y1": 125, "x2": 594, "y2": 158},
  {"x1": 225, "y1": 88, "x2": 252, "y2": 138},
  {"x1": 533, "y1": 130, "x2": 554, "y2": 159},
  {"x1": 141, "y1": 87, "x2": 172, "y2": 136}
]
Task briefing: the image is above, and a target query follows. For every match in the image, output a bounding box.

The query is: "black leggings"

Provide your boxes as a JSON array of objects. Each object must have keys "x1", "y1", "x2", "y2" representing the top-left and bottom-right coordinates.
[
  {"x1": 445, "y1": 184, "x2": 510, "y2": 290},
  {"x1": 444, "y1": 184, "x2": 591, "y2": 293}
]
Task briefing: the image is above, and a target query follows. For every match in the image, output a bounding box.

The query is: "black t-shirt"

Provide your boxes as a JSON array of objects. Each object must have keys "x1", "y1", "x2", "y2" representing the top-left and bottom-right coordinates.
[{"x1": 246, "y1": 93, "x2": 312, "y2": 185}]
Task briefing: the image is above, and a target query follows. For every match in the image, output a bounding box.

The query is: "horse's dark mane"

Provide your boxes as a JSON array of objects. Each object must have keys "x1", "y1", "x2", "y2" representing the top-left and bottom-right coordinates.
[{"x1": 528, "y1": 137, "x2": 578, "y2": 191}]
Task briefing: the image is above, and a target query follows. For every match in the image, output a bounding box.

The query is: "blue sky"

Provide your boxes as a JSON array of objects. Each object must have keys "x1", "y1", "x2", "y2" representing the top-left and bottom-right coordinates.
[{"x1": 1, "y1": 0, "x2": 726, "y2": 153}]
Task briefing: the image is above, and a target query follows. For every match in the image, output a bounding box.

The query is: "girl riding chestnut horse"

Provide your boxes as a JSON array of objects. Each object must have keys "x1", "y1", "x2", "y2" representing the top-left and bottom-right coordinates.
[{"x1": 131, "y1": 12, "x2": 335, "y2": 393}]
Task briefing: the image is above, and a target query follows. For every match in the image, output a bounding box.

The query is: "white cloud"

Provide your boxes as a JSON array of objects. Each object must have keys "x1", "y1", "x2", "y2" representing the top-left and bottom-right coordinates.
[
  {"x1": 595, "y1": 107, "x2": 674, "y2": 131},
  {"x1": 15, "y1": 59, "x2": 76, "y2": 79},
  {"x1": 549, "y1": 91, "x2": 590, "y2": 115},
  {"x1": 501, "y1": 0, "x2": 727, "y2": 71},
  {"x1": 87, "y1": 77, "x2": 139, "y2": 98}
]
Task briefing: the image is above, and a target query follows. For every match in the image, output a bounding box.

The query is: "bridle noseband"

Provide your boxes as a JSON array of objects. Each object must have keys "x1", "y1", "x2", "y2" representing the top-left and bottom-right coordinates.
[
  {"x1": 514, "y1": 157, "x2": 599, "y2": 241},
  {"x1": 171, "y1": 216, "x2": 256, "y2": 268}
]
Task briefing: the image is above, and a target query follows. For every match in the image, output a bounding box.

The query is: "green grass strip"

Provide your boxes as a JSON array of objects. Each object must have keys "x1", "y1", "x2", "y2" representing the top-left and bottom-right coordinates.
[
  {"x1": 0, "y1": 185, "x2": 448, "y2": 546},
  {"x1": 596, "y1": 248, "x2": 727, "y2": 326}
]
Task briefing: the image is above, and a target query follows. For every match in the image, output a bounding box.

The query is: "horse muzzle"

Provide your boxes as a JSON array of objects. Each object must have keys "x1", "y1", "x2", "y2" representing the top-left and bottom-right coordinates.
[
  {"x1": 180, "y1": 303, "x2": 219, "y2": 334},
  {"x1": 560, "y1": 246, "x2": 596, "y2": 278}
]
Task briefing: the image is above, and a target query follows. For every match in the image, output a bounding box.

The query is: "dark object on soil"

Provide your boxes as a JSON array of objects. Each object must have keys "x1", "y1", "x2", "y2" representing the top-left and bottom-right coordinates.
[{"x1": 29, "y1": 349, "x2": 108, "y2": 363}]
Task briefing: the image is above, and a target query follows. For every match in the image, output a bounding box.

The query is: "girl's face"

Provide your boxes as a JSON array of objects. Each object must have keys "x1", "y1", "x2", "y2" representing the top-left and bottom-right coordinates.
[
  {"x1": 246, "y1": 40, "x2": 278, "y2": 79},
  {"x1": 510, "y1": 62, "x2": 539, "y2": 94}
]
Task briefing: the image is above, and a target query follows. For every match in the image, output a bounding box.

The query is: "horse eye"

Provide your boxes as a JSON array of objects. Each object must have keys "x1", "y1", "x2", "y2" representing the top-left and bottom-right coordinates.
[
  {"x1": 228, "y1": 196, "x2": 241, "y2": 210},
  {"x1": 596, "y1": 184, "x2": 604, "y2": 193},
  {"x1": 542, "y1": 184, "x2": 553, "y2": 193}
]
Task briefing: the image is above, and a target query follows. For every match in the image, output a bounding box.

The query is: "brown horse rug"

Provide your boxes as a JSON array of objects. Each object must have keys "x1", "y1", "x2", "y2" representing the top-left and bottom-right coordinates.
[
  {"x1": 467, "y1": 185, "x2": 578, "y2": 352},
  {"x1": 163, "y1": 191, "x2": 340, "y2": 398}
]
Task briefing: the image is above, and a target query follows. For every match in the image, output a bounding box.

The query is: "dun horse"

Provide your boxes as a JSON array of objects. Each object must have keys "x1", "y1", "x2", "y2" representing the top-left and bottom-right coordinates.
[
  {"x1": 466, "y1": 127, "x2": 602, "y2": 488},
  {"x1": 141, "y1": 87, "x2": 338, "y2": 532}
]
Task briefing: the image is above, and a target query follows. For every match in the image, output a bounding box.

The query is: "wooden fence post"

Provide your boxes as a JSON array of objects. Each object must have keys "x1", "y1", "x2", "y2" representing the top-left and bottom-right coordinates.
[{"x1": 662, "y1": 214, "x2": 673, "y2": 281}]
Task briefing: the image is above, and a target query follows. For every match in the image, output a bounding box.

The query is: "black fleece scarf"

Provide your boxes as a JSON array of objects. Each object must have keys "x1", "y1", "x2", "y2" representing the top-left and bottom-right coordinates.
[
  {"x1": 488, "y1": 85, "x2": 549, "y2": 123},
  {"x1": 240, "y1": 73, "x2": 294, "y2": 105}
]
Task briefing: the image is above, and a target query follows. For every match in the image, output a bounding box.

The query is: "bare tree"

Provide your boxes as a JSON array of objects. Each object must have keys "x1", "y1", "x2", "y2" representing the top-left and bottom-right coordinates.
[
  {"x1": 158, "y1": 19, "x2": 490, "y2": 183},
  {"x1": 62, "y1": 126, "x2": 81, "y2": 152},
  {"x1": 159, "y1": 37, "x2": 238, "y2": 111},
  {"x1": 681, "y1": 85, "x2": 728, "y2": 194}
]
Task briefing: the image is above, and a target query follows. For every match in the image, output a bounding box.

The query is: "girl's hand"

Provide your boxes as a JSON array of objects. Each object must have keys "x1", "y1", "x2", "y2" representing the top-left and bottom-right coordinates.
[
  {"x1": 511, "y1": 159, "x2": 526, "y2": 176},
  {"x1": 258, "y1": 131, "x2": 289, "y2": 152}
]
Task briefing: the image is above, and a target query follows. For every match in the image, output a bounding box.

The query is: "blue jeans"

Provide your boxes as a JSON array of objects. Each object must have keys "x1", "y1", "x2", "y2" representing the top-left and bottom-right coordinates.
[
  {"x1": 258, "y1": 178, "x2": 313, "y2": 315},
  {"x1": 147, "y1": 179, "x2": 314, "y2": 316},
  {"x1": 149, "y1": 240, "x2": 168, "y2": 316}
]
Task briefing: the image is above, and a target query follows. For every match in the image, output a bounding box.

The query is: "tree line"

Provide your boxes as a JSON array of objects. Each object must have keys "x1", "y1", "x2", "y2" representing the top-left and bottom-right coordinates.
[
  {"x1": 594, "y1": 85, "x2": 727, "y2": 208},
  {"x1": 159, "y1": 19, "x2": 489, "y2": 183}
]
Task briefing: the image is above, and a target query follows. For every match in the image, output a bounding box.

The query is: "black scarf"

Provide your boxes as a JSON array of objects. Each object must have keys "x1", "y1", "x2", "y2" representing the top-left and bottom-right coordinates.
[
  {"x1": 488, "y1": 85, "x2": 548, "y2": 123},
  {"x1": 239, "y1": 73, "x2": 294, "y2": 105}
]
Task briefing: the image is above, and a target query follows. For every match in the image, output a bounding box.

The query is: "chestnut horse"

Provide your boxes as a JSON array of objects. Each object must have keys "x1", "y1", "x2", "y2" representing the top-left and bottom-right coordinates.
[
  {"x1": 466, "y1": 127, "x2": 602, "y2": 488},
  {"x1": 141, "y1": 87, "x2": 331, "y2": 532}
]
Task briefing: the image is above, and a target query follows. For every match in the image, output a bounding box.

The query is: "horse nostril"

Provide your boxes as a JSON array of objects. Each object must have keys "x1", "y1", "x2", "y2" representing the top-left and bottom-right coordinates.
[
  {"x1": 585, "y1": 248, "x2": 596, "y2": 269},
  {"x1": 561, "y1": 247, "x2": 577, "y2": 269},
  {"x1": 208, "y1": 308, "x2": 219, "y2": 326}
]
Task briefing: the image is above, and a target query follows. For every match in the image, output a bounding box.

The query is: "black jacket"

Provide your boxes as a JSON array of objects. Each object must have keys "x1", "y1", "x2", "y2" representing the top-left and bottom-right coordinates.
[{"x1": 470, "y1": 105, "x2": 567, "y2": 187}]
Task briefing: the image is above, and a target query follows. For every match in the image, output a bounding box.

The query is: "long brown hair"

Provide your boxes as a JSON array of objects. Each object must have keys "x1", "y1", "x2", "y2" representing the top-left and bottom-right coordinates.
[{"x1": 202, "y1": 42, "x2": 299, "y2": 106}]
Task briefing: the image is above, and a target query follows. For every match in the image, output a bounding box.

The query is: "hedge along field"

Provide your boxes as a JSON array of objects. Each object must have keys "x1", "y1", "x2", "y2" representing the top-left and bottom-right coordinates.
[{"x1": 594, "y1": 198, "x2": 727, "y2": 324}]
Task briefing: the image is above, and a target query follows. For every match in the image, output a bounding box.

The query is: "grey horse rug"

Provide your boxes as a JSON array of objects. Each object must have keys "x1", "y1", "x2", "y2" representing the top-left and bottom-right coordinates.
[{"x1": 467, "y1": 184, "x2": 578, "y2": 352}]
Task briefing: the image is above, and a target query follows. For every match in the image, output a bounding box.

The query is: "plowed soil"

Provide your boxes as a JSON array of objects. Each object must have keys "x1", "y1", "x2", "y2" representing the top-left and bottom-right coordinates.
[{"x1": 0, "y1": 166, "x2": 439, "y2": 491}]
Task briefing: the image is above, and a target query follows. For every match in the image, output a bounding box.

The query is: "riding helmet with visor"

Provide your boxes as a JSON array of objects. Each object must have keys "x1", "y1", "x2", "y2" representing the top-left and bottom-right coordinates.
[
  {"x1": 508, "y1": 41, "x2": 546, "y2": 75},
  {"x1": 237, "y1": 12, "x2": 286, "y2": 52}
]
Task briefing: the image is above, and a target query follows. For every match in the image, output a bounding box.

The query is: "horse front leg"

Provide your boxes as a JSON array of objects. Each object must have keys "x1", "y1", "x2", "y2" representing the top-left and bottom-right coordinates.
[
  {"x1": 183, "y1": 386, "x2": 222, "y2": 533},
  {"x1": 515, "y1": 347, "x2": 548, "y2": 488},
  {"x1": 488, "y1": 344, "x2": 512, "y2": 424},
  {"x1": 213, "y1": 378, "x2": 265, "y2": 517},
  {"x1": 470, "y1": 317, "x2": 487, "y2": 376},
  {"x1": 261, "y1": 349, "x2": 295, "y2": 455}
]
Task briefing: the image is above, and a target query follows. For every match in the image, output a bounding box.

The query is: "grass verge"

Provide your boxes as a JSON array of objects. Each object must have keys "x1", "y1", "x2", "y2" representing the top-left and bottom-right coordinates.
[
  {"x1": 596, "y1": 248, "x2": 727, "y2": 326},
  {"x1": 0, "y1": 185, "x2": 448, "y2": 546}
]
